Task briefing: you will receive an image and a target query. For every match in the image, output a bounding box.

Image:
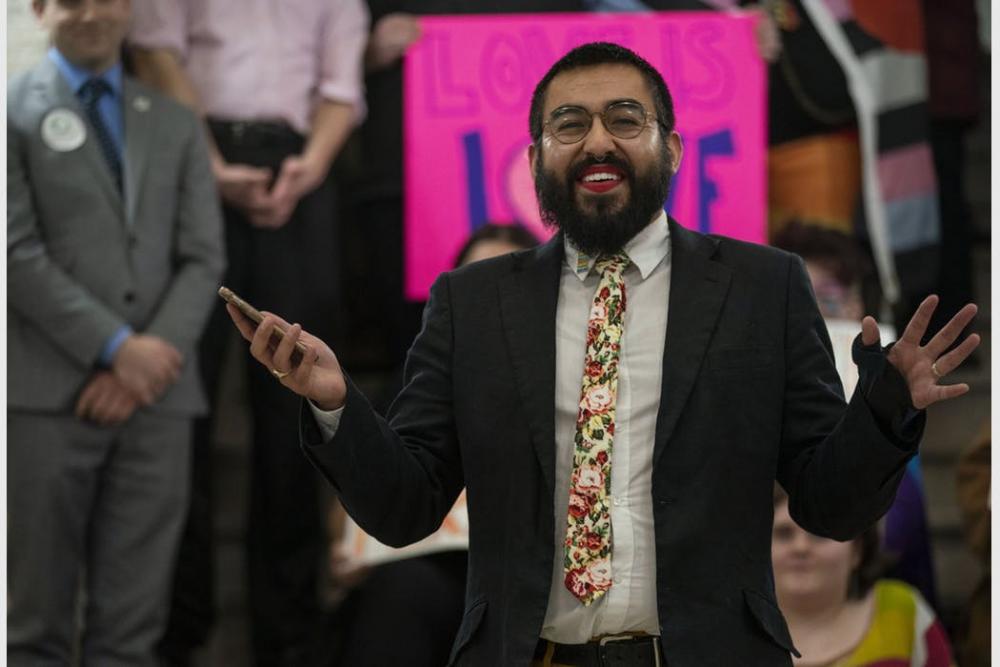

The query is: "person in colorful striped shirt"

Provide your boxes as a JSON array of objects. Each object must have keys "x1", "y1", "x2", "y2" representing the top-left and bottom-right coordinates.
[{"x1": 772, "y1": 487, "x2": 955, "y2": 667}]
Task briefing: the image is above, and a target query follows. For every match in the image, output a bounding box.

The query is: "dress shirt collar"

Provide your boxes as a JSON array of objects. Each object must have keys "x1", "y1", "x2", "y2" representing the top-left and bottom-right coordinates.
[
  {"x1": 48, "y1": 47, "x2": 123, "y2": 98},
  {"x1": 563, "y1": 210, "x2": 670, "y2": 282}
]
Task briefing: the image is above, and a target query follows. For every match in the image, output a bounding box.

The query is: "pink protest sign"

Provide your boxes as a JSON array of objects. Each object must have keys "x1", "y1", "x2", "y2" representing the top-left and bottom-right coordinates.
[{"x1": 404, "y1": 12, "x2": 766, "y2": 300}]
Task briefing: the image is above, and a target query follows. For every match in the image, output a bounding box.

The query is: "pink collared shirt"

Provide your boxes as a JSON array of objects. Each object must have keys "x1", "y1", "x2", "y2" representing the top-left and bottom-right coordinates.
[{"x1": 129, "y1": 0, "x2": 369, "y2": 134}]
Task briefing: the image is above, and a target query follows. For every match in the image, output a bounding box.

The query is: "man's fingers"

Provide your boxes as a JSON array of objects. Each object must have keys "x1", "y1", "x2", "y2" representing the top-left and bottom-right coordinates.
[
  {"x1": 899, "y1": 295, "x2": 939, "y2": 345},
  {"x1": 250, "y1": 316, "x2": 278, "y2": 365},
  {"x1": 925, "y1": 303, "x2": 978, "y2": 357},
  {"x1": 102, "y1": 394, "x2": 126, "y2": 424},
  {"x1": 163, "y1": 343, "x2": 184, "y2": 366},
  {"x1": 269, "y1": 173, "x2": 293, "y2": 203},
  {"x1": 931, "y1": 383, "x2": 971, "y2": 405},
  {"x1": 258, "y1": 310, "x2": 293, "y2": 331},
  {"x1": 109, "y1": 392, "x2": 137, "y2": 424},
  {"x1": 125, "y1": 373, "x2": 157, "y2": 406},
  {"x1": 933, "y1": 333, "x2": 981, "y2": 377},
  {"x1": 227, "y1": 303, "x2": 258, "y2": 342},
  {"x1": 291, "y1": 342, "x2": 318, "y2": 386},
  {"x1": 227, "y1": 164, "x2": 272, "y2": 185},
  {"x1": 860, "y1": 316, "x2": 880, "y2": 347},
  {"x1": 136, "y1": 383, "x2": 157, "y2": 406},
  {"x1": 90, "y1": 388, "x2": 120, "y2": 425},
  {"x1": 272, "y1": 323, "x2": 302, "y2": 374},
  {"x1": 75, "y1": 382, "x2": 99, "y2": 419}
]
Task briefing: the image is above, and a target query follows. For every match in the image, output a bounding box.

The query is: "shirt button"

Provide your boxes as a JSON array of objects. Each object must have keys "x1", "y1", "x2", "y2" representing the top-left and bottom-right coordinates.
[{"x1": 124, "y1": 291, "x2": 135, "y2": 304}]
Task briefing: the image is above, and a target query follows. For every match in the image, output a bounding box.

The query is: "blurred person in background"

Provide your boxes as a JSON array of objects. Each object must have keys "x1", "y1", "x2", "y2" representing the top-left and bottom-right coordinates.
[
  {"x1": 773, "y1": 221, "x2": 939, "y2": 611},
  {"x1": 127, "y1": 2, "x2": 368, "y2": 665},
  {"x1": 768, "y1": 0, "x2": 946, "y2": 336},
  {"x1": 6, "y1": 0, "x2": 225, "y2": 664},
  {"x1": 772, "y1": 488, "x2": 955, "y2": 667},
  {"x1": 327, "y1": 223, "x2": 540, "y2": 667}
]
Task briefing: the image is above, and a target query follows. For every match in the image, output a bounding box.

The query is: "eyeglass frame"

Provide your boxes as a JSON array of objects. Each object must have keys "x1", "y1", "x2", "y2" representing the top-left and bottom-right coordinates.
[{"x1": 541, "y1": 99, "x2": 667, "y2": 145}]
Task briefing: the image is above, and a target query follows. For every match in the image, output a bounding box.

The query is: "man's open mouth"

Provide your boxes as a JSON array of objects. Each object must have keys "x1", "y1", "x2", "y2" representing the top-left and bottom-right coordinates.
[{"x1": 576, "y1": 164, "x2": 626, "y2": 193}]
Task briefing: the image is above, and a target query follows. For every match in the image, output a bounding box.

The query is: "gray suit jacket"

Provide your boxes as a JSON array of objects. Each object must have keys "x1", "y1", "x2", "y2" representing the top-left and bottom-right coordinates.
[{"x1": 7, "y1": 58, "x2": 225, "y2": 415}]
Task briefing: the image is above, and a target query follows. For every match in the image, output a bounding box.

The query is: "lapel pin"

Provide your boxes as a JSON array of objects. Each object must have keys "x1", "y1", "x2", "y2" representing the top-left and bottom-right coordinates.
[
  {"x1": 133, "y1": 96, "x2": 151, "y2": 112},
  {"x1": 41, "y1": 108, "x2": 87, "y2": 152}
]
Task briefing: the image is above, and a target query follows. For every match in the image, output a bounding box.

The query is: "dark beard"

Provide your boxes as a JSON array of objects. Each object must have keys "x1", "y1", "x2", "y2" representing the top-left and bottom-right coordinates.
[{"x1": 534, "y1": 145, "x2": 673, "y2": 257}]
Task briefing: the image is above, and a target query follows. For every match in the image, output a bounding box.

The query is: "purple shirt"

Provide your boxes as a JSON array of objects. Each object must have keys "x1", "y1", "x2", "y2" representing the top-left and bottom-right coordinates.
[{"x1": 129, "y1": 0, "x2": 369, "y2": 133}]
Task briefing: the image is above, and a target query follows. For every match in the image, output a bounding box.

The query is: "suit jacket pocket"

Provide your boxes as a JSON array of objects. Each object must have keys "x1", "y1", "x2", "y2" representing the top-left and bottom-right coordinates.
[
  {"x1": 446, "y1": 596, "x2": 487, "y2": 666},
  {"x1": 742, "y1": 589, "x2": 800, "y2": 657}
]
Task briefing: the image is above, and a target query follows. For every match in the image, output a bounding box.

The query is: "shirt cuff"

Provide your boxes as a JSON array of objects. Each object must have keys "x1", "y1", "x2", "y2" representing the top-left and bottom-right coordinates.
[
  {"x1": 98, "y1": 325, "x2": 133, "y2": 367},
  {"x1": 851, "y1": 334, "x2": 924, "y2": 445},
  {"x1": 309, "y1": 400, "x2": 345, "y2": 440}
]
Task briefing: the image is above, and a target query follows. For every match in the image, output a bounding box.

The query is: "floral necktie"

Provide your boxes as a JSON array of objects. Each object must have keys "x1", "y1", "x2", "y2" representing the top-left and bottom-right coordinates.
[{"x1": 564, "y1": 253, "x2": 629, "y2": 605}]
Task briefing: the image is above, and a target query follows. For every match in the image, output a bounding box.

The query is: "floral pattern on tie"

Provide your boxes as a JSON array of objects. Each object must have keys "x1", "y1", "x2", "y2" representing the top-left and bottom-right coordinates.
[{"x1": 564, "y1": 253, "x2": 629, "y2": 605}]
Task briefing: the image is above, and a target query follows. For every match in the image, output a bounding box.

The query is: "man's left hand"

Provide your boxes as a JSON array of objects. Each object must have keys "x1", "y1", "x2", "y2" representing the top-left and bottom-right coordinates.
[
  {"x1": 862, "y1": 295, "x2": 980, "y2": 410},
  {"x1": 75, "y1": 371, "x2": 140, "y2": 426},
  {"x1": 248, "y1": 156, "x2": 322, "y2": 229}
]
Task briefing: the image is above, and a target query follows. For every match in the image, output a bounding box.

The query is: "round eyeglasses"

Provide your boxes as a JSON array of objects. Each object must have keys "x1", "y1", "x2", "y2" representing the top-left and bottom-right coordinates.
[{"x1": 544, "y1": 101, "x2": 656, "y2": 144}]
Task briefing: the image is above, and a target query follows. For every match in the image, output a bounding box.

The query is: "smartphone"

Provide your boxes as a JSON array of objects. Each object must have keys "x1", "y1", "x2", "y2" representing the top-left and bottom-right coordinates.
[{"x1": 218, "y1": 286, "x2": 308, "y2": 363}]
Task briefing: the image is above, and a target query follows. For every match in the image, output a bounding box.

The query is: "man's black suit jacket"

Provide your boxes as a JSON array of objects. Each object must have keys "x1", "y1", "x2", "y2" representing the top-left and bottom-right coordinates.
[{"x1": 302, "y1": 220, "x2": 920, "y2": 666}]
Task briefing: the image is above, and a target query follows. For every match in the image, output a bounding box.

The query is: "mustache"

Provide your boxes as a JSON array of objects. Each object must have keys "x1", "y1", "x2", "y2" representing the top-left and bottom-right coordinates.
[{"x1": 568, "y1": 154, "x2": 635, "y2": 183}]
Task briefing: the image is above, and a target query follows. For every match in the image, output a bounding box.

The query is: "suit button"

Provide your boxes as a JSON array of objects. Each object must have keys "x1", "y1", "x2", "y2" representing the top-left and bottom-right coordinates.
[{"x1": 124, "y1": 291, "x2": 135, "y2": 303}]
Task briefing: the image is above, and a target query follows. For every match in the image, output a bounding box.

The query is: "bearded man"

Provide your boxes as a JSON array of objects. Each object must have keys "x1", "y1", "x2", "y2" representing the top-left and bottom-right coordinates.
[{"x1": 228, "y1": 42, "x2": 979, "y2": 666}]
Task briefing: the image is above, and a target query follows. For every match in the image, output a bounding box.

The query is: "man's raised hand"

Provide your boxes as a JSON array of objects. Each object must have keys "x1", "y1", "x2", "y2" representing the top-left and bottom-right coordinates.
[
  {"x1": 861, "y1": 295, "x2": 980, "y2": 410},
  {"x1": 226, "y1": 304, "x2": 348, "y2": 411}
]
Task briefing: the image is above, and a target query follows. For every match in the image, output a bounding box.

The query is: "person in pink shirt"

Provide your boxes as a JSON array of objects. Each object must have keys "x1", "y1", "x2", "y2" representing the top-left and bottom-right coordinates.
[{"x1": 128, "y1": 2, "x2": 368, "y2": 665}]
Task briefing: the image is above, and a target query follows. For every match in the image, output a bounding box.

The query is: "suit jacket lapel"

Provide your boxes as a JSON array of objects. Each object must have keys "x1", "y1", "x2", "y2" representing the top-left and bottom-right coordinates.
[
  {"x1": 653, "y1": 220, "x2": 732, "y2": 468},
  {"x1": 37, "y1": 59, "x2": 123, "y2": 214},
  {"x1": 498, "y1": 235, "x2": 563, "y2": 497},
  {"x1": 123, "y1": 79, "x2": 152, "y2": 226}
]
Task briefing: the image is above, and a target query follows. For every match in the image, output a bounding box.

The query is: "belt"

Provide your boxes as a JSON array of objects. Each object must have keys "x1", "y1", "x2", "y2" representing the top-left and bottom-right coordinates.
[
  {"x1": 207, "y1": 118, "x2": 302, "y2": 149},
  {"x1": 534, "y1": 635, "x2": 661, "y2": 667}
]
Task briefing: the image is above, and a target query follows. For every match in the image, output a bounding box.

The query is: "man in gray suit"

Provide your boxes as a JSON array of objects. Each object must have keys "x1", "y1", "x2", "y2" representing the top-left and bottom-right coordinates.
[{"x1": 7, "y1": 0, "x2": 225, "y2": 664}]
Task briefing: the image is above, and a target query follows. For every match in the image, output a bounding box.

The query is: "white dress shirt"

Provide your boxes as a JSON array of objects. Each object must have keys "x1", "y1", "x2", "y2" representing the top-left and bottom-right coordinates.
[
  {"x1": 312, "y1": 212, "x2": 671, "y2": 642},
  {"x1": 541, "y1": 212, "x2": 670, "y2": 642}
]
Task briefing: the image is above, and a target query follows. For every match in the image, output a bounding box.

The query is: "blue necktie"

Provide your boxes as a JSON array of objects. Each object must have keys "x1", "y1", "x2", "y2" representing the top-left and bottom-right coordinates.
[{"x1": 78, "y1": 78, "x2": 122, "y2": 192}]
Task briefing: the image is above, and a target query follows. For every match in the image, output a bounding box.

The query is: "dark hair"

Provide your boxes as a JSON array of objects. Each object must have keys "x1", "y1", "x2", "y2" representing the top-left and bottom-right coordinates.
[
  {"x1": 453, "y1": 223, "x2": 540, "y2": 268},
  {"x1": 770, "y1": 220, "x2": 870, "y2": 290},
  {"x1": 772, "y1": 486, "x2": 887, "y2": 599},
  {"x1": 528, "y1": 42, "x2": 675, "y2": 146}
]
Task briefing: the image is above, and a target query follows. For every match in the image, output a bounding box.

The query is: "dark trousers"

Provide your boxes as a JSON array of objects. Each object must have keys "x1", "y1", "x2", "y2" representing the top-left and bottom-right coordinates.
[{"x1": 159, "y1": 120, "x2": 339, "y2": 667}]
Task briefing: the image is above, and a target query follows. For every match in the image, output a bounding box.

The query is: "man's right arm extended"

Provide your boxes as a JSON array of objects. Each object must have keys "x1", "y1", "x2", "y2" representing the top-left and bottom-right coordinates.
[{"x1": 226, "y1": 273, "x2": 464, "y2": 547}]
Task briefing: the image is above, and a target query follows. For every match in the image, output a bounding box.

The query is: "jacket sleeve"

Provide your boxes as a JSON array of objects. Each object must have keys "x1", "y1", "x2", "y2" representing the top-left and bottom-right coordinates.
[
  {"x1": 301, "y1": 272, "x2": 464, "y2": 548},
  {"x1": 143, "y1": 111, "x2": 226, "y2": 354},
  {"x1": 777, "y1": 254, "x2": 922, "y2": 540}
]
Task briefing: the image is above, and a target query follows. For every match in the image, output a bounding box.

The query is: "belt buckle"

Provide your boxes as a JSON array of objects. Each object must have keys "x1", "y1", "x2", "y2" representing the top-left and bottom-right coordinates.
[{"x1": 598, "y1": 634, "x2": 636, "y2": 646}]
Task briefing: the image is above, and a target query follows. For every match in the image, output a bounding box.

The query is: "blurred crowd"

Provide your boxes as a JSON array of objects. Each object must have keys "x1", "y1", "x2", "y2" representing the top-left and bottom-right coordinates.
[{"x1": 6, "y1": 0, "x2": 990, "y2": 666}]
